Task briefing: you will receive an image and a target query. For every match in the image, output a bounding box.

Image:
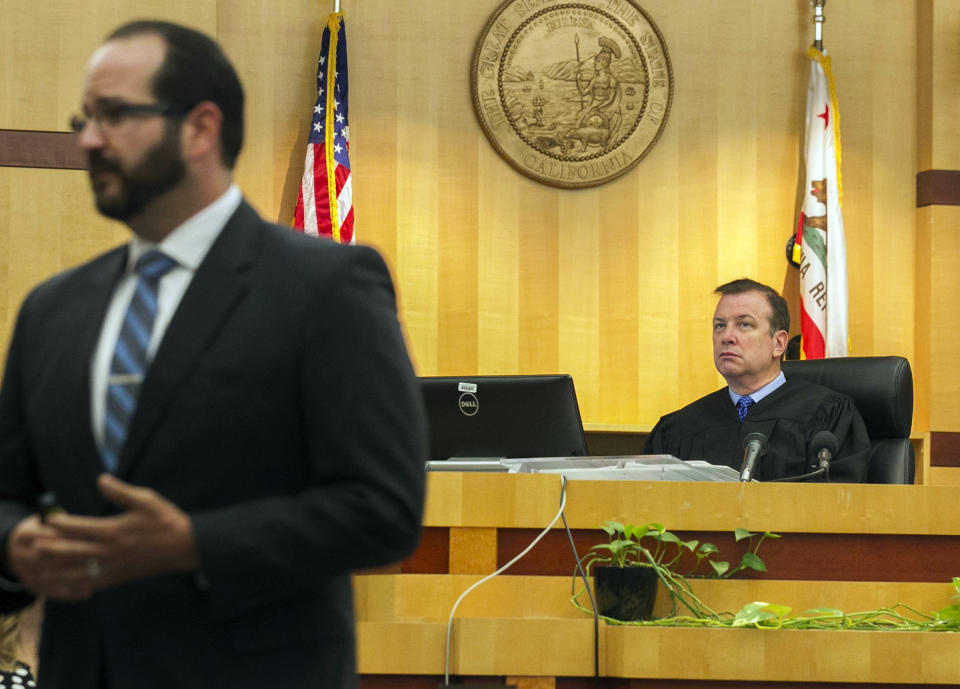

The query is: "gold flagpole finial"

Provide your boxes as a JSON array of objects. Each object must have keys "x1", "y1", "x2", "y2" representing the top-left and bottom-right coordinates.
[{"x1": 812, "y1": 0, "x2": 826, "y2": 51}]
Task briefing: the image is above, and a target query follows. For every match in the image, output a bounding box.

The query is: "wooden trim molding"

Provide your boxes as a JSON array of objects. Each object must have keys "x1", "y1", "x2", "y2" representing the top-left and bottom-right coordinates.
[
  {"x1": 916, "y1": 169, "x2": 960, "y2": 207},
  {"x1": 397, "y1": 526, "x2": 960, "y2": 583},
  {"x1": 0, "y1": 129, "x2": 85, "y2": 169},
  {"x1": 930, "y1": 431, "x2": 960, "y2": 467}
]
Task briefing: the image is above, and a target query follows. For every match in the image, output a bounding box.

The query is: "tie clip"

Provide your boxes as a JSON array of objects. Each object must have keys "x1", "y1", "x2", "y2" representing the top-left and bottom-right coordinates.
[{"x1": 108, "y1": 373, "x2": 144, "y2": 385}]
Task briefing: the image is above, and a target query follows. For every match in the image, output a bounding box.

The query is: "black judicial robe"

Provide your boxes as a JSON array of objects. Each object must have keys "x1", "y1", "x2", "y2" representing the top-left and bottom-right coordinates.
[{"x1": 642, "y1": 378, "x2": 870, "y2": 482}]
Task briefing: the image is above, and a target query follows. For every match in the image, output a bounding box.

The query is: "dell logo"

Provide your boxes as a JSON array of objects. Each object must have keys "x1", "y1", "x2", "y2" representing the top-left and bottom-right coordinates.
[{"x1": 458, "y1": 392, "x2": 479, "y2": 416}]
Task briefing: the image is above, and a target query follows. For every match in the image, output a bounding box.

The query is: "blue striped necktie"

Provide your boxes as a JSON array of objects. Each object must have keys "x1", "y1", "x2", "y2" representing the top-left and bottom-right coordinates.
[
  {"x1": 736, "y1": 395, "x2": 756, "y2": 422},
  {"x1": 102, "y1": 250, "x2": 177, "y2": 471}
]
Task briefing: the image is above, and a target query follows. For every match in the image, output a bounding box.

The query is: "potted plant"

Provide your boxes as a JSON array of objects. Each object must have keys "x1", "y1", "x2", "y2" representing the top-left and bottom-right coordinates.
[{"x1": 577, "y1": 521, "x2": 779, "y2": 621}]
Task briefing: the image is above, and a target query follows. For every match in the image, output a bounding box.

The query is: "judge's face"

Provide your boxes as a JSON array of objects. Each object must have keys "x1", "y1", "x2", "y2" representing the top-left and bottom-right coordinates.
[
  {"x1": 76, "y1": 34, "x2": 185, "y2": 221},
  {"x1": 712, "y1": 290, "x2": 787, "y2": 395}
]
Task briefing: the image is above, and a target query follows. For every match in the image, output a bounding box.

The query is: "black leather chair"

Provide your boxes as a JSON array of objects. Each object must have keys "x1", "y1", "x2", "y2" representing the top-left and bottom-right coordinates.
[{"x1": 780, "y1": 356, "x2": 915, "y2": 484}]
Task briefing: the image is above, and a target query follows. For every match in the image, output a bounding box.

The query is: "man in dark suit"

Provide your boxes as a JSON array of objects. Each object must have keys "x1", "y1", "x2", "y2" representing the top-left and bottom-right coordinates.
[{"x1": 0, "y1": 20, "x2": 426, "y2": 688}]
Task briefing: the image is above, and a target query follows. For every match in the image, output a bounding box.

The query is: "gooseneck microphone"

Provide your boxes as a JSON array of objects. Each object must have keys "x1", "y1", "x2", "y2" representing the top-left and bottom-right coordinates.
[
  {"x1": 809, "y1": 430, "x2": 839, "y2": 472},
  {"x1": 739, "y1": 432, "x2": 769, "y2": 482}
]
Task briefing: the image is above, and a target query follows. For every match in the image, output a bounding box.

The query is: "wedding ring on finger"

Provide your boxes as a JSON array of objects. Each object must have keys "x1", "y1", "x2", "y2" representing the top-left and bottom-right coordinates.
[{"x1": 86, "y1": 557, "x2": 102, "y2": 580}]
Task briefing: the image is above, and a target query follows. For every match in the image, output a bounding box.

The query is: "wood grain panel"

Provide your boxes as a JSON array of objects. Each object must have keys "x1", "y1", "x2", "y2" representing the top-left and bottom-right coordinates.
[
  {"x1": 927, "y1": 467, "x2": 960, "y2": 486},
  {"x1": 518, "y1": 185, "x2": 560, "y2": 375},
  {"x1": 348, "y1": 2, "x2": 401, "y2": 274},
  {"x1": 358, "y1": 617, "x2": 960, "y2": 683},
  {"x1": 924, "y1": 205, "x2": 960, "y2": 430},
  {"x1": 557, "y1": 682, "x2": 958, "y2": 689},
  {"x1": 0, "y1": 2, "x2": 217, "y2": 131},
  {"x1": 450, "y1": 527, "x2": 498, "y2": 575},
  {"x1": 219, "y1": 1, "x2": 323, "y2": 223},
  {"x1": 922, "y1": 0, "x2": 960, "y2": 171},
  {"x1": 400, "y1": 526, "x2": 450, "y2": 574},
  {"x1": 917, "y1": 170, "x2": 960, "y2": 207},
  {"x1": 496, "y1": 529, "x2": 960, "y2": 582},
  {"x1": 422, "y1": 473, "x2": 960, "y2": 534},
  {"x1": 929, "y1": 431, "x2": 960, "y2": 467},
  {"x1": 0, "y1": 131, "x2": 84, "y2": 169},
  {"x1": 477, "y1": 144, "x2": 521, "y2": 374},
  {"x1": 557, "y1": 190, "x2": 601, "y2": 418},
  {"x1": 0, "y1": 168, "x2": 126, "y2": 363},
  {"x1": 606, "y1": 626, "x2": 960, "y2": 683},
  {"x1": 357, "y1": 618, "x2": 597, "y2": 676},
  {"x1": 354, "y1": 573, "x2": 956, "y2": 623},
  {"x1": 0, "y1": 0, "x2": 937, "y2": 447},
  {"x1": 362, "y1": 678, "x2": 960, "y2": 689},
  {"x1": 598, "y1": 177, "x2": 639, "y2": 424},
  {"x1": 437, "y1": 70, "x2": 480, "y2": 375}
]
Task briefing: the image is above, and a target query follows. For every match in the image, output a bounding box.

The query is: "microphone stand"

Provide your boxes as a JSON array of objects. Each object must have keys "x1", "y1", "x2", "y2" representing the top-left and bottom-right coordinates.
[
  {"x1": 768, "y1": 466, "x2": 827, "y2": 482},
  {"x1": 769, "y1": 447, "x2": 833, "y2": 482}
]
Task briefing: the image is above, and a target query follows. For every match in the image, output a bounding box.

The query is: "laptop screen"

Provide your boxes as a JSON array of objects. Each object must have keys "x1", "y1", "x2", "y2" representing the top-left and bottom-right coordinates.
[{"x1": 419, "y1": 374, "x2": 588, "y2": 461}]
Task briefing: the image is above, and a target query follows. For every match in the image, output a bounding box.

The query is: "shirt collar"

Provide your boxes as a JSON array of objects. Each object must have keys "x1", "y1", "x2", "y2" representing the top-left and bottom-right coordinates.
[
  {"x1": 728, "y1": 370, "x2": 786, "y2": 406},
  {"x1": 126, "y1": 184, "x2": 243, "y2": 272}
]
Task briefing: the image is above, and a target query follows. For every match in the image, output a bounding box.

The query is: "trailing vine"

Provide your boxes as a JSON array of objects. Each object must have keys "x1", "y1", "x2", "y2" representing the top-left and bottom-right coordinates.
[{"x1": 572, "y1": 521, "x2": 960, "y2": 631}]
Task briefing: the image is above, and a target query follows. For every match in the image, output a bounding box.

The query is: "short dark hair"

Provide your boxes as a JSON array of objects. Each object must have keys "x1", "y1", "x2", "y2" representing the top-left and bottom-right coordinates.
[
  {"x1": 714, "y1": 278, "x2": 790, "y2": 335},
  {"x1": 106, "y1": 20, "x2": 244, "y2": 168}
]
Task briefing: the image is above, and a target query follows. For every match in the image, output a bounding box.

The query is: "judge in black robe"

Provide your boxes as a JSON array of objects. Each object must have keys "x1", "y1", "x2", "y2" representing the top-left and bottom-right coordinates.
[
  {"x1": 642, "y1": 278, "x2": 870, "y2": 482},
  {"x1": 642, "y1": 377, "x2": 869, "y2": 481}
]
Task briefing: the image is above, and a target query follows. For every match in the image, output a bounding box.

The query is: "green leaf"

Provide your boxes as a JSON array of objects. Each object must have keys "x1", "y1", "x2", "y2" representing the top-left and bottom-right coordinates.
[
  {"x1": 681, "y1": 539, "x2": 699, "y2": 552},
  {"x1": 734, "y1": 527, "x2": 753, "y2": 542},
  {"x1": 657, "y1": 531, "x2": 682, "y2": 546},
  {"x1": 732, "y1": 601, "x2": 776, "y2": 626},
  {"x1": 936, "y1": 605, "x2": 960, "y2": 622},
  {"x1": 697, "y1": 542, "x2": 719, "y2": 555},
  {"x1": 764, "y1": 603, "x2": 792, "y2": 617},
  {"x1": 739, "y1": 552, "x2": 767, "y2": 572},
  {"x1": 601, "y1": 521, "x2": 625, "y2": 537},
  {"x1": 732, "y1": 601, "x2": 791, "y2": 627},
  {"x1": 709, "y1": 560, "x2": 730, "y2": 577}
]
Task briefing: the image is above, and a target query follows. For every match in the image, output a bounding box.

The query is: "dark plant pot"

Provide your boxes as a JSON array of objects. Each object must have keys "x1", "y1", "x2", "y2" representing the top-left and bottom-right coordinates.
[{"x1": 593, "y1": 565, "x2": 658, "y2": 621}]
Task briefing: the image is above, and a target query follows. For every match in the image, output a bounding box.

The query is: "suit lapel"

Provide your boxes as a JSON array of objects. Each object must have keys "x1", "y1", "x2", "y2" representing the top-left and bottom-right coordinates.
[
  {"x1": 60, "y1": 247, "x2": 129, "y2": 508},
  {"x1": 117, "y1": 202, "x2": 260, "y2": 476}
]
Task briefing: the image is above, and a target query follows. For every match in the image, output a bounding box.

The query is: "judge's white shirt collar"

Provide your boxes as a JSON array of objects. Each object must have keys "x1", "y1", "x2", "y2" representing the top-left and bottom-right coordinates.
[{"x1": 728, "y1": 371, "x2": 786, "y2": 406}]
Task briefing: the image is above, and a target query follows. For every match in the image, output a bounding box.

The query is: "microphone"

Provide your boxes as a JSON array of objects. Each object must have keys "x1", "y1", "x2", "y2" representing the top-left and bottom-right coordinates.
[
  {"x1": 809, "y1": 430, "x2": 839, "y2": 472},
  {"x1": 739, "y1": 432, "x2": 769, "y2": 482}
]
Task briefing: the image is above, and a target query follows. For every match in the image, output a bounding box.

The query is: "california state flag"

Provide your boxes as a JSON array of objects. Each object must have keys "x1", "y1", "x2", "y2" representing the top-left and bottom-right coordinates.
[{"x1": 793, "y1": 46, "x2": 849, "y2": 359}]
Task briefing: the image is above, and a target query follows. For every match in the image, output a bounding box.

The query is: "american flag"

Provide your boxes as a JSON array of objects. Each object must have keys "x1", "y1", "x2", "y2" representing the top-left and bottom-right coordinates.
[{"x1": 294, "y1": 12, "x2": 354, "y2": 243}]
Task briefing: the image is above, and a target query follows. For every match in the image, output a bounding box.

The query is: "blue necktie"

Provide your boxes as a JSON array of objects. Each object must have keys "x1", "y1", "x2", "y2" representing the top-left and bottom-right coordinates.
[
  {"x1": 736, "y1": 395, "x2": 755, "y2": 422},
  {"x1": 102, "y1": 250, "x2": 177, "y2": 471}
]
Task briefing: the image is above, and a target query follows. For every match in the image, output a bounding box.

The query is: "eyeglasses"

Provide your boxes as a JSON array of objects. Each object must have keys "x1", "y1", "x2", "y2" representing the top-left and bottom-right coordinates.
[{"x1": 69, "y1": 101, "x2": 185, "y2": 133}]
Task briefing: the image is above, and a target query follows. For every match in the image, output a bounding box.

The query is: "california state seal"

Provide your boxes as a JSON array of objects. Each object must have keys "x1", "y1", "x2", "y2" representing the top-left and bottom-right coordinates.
[{"x1": 471, "y1": 0, "x2": 672, "y2": 188}]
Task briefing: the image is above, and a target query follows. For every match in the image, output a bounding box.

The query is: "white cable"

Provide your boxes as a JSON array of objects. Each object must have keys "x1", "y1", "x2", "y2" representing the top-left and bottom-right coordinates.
[{"x1": 443, "y1": 475, "x2": 568, "y2": 685}]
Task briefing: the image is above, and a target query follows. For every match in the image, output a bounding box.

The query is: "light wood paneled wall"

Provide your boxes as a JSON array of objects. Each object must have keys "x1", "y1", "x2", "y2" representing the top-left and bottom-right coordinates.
[
  {"x1": 0, "y1": 0, "x2": 930, "y2": 429},
  {"x1": 916, "y1": 1, "x2": 960, "y2": 438}
]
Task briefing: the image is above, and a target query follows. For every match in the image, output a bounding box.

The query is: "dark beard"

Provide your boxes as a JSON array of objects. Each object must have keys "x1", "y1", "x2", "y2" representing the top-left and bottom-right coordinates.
[{"x1": 88, "y1": 123, "x2": 185, "y2": 221}]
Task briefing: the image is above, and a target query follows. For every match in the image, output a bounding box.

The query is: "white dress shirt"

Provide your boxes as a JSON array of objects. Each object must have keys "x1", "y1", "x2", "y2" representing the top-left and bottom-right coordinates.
[{"x1": 90, "y1": 185, "x2": 243, "y2": 452}]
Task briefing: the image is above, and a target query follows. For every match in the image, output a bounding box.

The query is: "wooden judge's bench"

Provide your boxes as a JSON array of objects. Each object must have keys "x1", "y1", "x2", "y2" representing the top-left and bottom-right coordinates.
[{"x1": 355, "y1": 472, "x2": 960, "y2": 688}]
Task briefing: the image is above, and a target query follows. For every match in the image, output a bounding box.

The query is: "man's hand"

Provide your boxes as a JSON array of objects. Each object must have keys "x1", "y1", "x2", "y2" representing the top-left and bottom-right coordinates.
[
  {"x1": 6, "y1": 475, "x2": 199, "y2": 600},
  {"x1": 5, "y1": 514, "x2": 97, "y2": 600}
]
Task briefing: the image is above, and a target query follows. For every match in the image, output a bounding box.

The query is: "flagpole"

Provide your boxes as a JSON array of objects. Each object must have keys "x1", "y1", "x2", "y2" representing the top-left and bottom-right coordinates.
[
  {"x1": 812, "y1": 0, "x2": 826, "y2": 50},
  {"x1": 333, "y1": 0, "x2": 340, "y2": 11}
]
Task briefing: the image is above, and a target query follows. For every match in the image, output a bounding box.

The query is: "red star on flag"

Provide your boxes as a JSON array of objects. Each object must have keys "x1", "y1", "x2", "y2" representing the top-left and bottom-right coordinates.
[{"x1": 818, "y1": 103, "x2": 829, "y2": 128}]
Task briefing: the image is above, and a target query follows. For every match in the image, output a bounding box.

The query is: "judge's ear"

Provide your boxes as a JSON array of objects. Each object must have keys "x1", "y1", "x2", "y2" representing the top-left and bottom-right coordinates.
[
  {"x1": 772, "y1": 330, "x2": 789, "y2": 358},
  {"x1": 180, "y1": 101, "x2": 223, "y2": 164}
]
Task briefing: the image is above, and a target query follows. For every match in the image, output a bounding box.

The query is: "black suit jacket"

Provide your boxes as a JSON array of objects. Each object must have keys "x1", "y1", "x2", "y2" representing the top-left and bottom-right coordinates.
[{"x1": 0, "y1": 201, "x2": 426, "y2": 688}]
